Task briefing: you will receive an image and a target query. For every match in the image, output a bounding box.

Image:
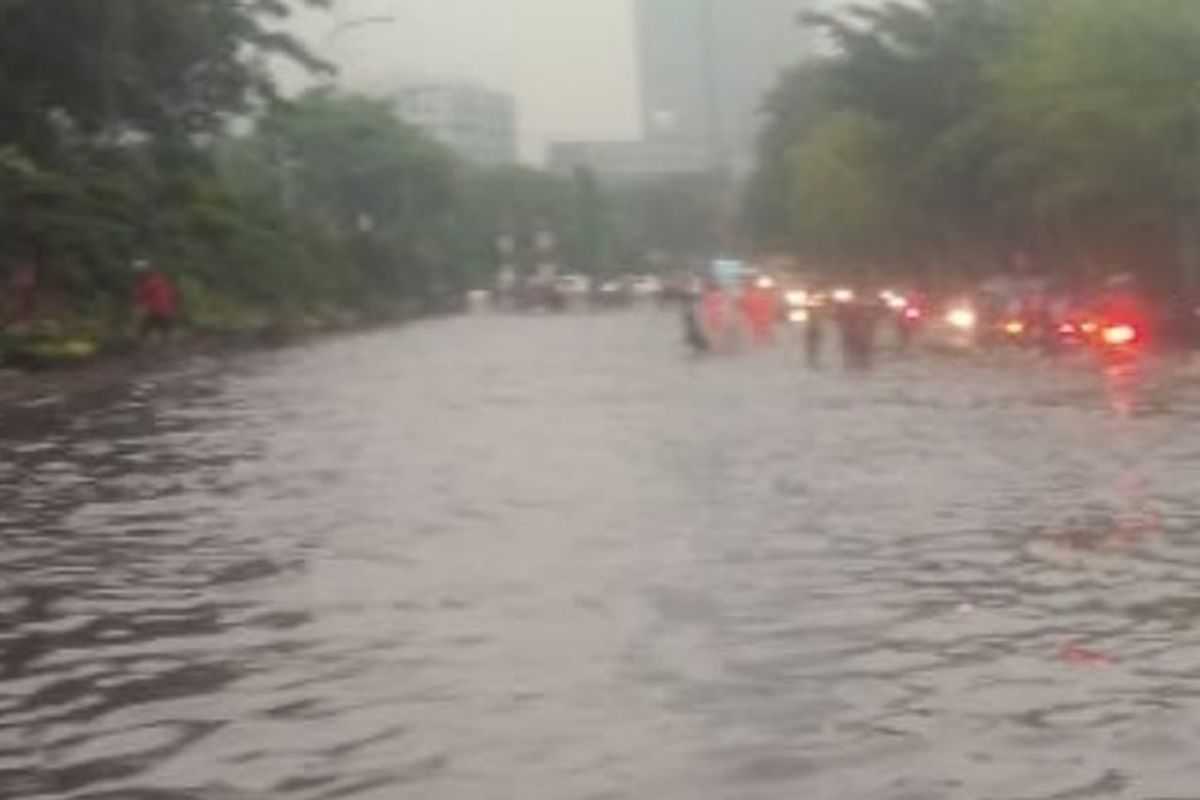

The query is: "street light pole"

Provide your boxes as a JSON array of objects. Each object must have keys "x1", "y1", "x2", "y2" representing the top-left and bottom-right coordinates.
[
  {"x1": 697, "y1": 0, "x2": 727, "y2": 172},
  {"x1": 324, "y1": 15, "x2": 397, "y2": 47},
  {"x1": 320, "y1": 14, "x2": 398, "y2": 89},
  {"x1": 697, "y1": 0, "x2": 738, "y2": 254}
]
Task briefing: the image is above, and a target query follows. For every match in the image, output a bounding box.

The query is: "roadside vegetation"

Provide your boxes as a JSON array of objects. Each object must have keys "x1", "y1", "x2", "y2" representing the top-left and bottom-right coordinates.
[
  {"x1": 0, "y1": 0, "x2": 617, "y2": 369},
  {"x1": 746, "y1": 0, "x2": 1200, "y2": 297}
]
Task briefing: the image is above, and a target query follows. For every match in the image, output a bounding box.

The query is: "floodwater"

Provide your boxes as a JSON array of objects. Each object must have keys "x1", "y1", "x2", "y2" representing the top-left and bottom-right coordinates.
[{"x1": 4, "y1": 312, "x2": 1200, "y2": 799}]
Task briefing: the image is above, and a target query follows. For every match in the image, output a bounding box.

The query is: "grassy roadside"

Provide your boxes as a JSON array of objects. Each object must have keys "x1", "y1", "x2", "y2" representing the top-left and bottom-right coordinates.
[
  {"x1": 0, "y1": 285, "x2": 466, "y2": 373},
  {"x1": 0, "y1": 287, "x2": 473, "y2": 408},
  {"x1": 0, "y1": 315, "x2": 386, "y2": 412},
  {"x1": 0, "y1": 314, "x2": 336, "y2": 372},
  {"x1": 0, "y1": 306, "x2": 428, "y2": 402}
]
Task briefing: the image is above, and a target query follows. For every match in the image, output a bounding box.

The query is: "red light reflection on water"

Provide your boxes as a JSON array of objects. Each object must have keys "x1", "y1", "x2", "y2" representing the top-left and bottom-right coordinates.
[
  {"x1": 1103, "y1": 360, "x2": 1142, "y2": 418},
  {"x1": 1060, "y1": 643, "x2": 1117, "y2": 667}
]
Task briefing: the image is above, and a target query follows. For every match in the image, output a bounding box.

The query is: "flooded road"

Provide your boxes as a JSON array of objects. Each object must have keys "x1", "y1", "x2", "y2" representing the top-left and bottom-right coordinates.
[{"x1": 4, "y1": 312, "x2": 1200, "y2": 799}]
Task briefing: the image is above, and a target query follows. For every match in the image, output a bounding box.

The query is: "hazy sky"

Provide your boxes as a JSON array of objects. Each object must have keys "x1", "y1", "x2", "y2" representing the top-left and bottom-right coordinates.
[{"x1": 286, "y1": 0, "x2": 641, "y2": 161}]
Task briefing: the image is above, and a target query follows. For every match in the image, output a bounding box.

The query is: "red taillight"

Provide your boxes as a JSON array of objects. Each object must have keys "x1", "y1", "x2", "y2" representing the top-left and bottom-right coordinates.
[
  {"x1": 1057, "y1": 322, "x2": 1077, "y2": 336},
  {"x1": 904, "y1": 306, "x2": 922, "y2": 321},
  {"x1": 1102, "y1": 324, "x2": 1138, "y2": 346}
]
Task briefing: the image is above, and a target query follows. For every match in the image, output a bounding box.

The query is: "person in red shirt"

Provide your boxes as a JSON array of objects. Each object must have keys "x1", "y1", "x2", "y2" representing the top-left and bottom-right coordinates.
[
  {"x1": 740, "y1": 277, "x2": 777, "y2": 346},
  {"x1": 132, "y1": 259, "x2": 179, "y2": 339}
]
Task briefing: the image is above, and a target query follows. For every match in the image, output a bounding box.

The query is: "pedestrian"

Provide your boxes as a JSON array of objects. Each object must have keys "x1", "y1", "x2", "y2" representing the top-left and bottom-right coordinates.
[
  {"x1": 740, "y1": 277, "x2": 777, "y2": 346},
  {"x1": 700, "y1": 279, "x2": 729, "y2": 353},
  {"x1": 837, "y1": 302, "x2": 857, "y2": 369},
  {"x1": 132, "y1": 259, "x2": 179, "y2": 341},
  {"x1": 4, "y1": 235, "x2": 44, "y2": 326},
  {"x1": 4, "y1": 260, "x2": 37, "y2": 325},
  {"x1": 858, "y1": 301, "x2": 878, "y2": 368},
  {"x1": 838, "y1": 298, "x2": 876, "y2": 370},
  {"x1": 805, "y1": 308, "x2": 823, "y2": 367},
  {"x1": 682, "y1": 289, "x2": 710, "y2": 354}
]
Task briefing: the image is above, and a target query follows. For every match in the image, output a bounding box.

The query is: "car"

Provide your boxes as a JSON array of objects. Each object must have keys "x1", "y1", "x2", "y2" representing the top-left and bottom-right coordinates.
[
  {"x1": 555, "y1": 274, "x2": 591, "y2": 295},
  {"x1": 590, "y1": 277, "x2": 634, "y2": 309},
  {"x1": 922, "y1": 299, "x2": 980, "y2": 352},
  {"x1": 780, "y1": 286, "x2": 812, "y2": 323},
  {"x1": 630, "y1": 275, "x2": 663, "y2": 298}
]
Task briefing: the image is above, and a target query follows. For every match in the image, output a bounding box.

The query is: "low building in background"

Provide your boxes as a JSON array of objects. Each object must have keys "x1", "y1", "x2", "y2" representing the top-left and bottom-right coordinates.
[
  {"x1": 395, "y1": 83, "x2": 517, "y2": 166},
  {"x1": 547, "y1": 140, "x2": 713, "y2": 183}
]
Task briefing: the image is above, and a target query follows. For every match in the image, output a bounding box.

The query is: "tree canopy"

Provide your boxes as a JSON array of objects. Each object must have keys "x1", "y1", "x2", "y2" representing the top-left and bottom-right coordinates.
[
  {"x1": 746, "y1": 0, "x2": 1200, "y2": 290},
  {"x1": 0, "y1": 0, "x2": 329, "y2": 153},
  {"x1": 0, "y1": 1, "x2": 633, "y2": 345}
]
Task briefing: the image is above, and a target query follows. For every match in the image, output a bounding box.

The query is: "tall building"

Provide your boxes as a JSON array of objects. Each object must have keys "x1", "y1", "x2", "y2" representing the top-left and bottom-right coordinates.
[
  {"x1": 634, "y1": 0, "x2": 811, "y2": 173},
  {"x1": 395, "y1": 83, "x2": 517, "y2": 166}
]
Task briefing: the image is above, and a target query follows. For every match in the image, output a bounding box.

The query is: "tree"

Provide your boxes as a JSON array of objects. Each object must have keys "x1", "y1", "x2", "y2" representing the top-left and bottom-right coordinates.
[
  {"x1": 992, "y1": 0, "x2": 1200, "y2": 287},
  {"x1": 750, "y1": 0, "x2": 1200, "y2": 292},
  {"x1": 458, "y1": 164, "x2": 605, "y2": 276},
  {"x1": 607, "y1": 174, "x2": 725, "y2": 268},
  {"x1": 744, "y1": 64, "x2": 834, "y2": 248},
  {"x1": 748, "y1": 0, "x2": 1022, "y2": 273},
  {"x1": 808, "y1": 0, "x2": 1020, "y2": 259},
  {"x1": 566, "y1": 168, "x2": 612, "y2": 275},
  {"x1": 0, "y1": 0, "x2": 329, "y2": 154},
  {"x1": 227, "y1": 89, "x2": 461, "y2": 309},
  {"x1": 786, "y1": 110, "x2": 911, "y2": 264},
  {"x1": 0, "y1": 0, "x2": 338, "y2": 329}
]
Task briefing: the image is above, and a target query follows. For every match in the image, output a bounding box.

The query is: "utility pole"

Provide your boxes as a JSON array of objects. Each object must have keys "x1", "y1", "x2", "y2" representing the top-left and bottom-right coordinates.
[
  {"x1": 697, "y1": 0, "x2": 737, "y2": 254},
  {"x1": 324, "y1": 15, "x2": 397, "y2": 47},
  {"x1": 697, "y1": 0, "x2": 728, "y2": 173},
  {"x1": 321, "y1": 14, "x2": 398, "y2": 88}
]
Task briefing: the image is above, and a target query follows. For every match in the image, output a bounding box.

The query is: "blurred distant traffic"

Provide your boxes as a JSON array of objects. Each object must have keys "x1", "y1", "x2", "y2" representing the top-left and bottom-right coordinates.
[{"x1": 466, "y1": 256, "x2": 1194, "y2": 371}]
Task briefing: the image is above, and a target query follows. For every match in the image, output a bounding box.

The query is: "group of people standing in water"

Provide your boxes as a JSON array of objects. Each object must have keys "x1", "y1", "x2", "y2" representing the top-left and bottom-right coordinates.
[
  {"x1": 684, "y1": 277, "x2": 780, "y2": 353},
  {"x1": 682, "y1": 276, "x2": 885, "y2": 370}
]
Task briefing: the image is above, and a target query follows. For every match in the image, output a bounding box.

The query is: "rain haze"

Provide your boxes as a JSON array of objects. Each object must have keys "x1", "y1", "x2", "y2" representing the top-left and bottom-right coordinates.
[
  {"x1": 10, "y1": 2, "x2": 1200, "y2": 799},
  {"x1": 285, "y1": 0, "x2": 641, "y2": 161}
]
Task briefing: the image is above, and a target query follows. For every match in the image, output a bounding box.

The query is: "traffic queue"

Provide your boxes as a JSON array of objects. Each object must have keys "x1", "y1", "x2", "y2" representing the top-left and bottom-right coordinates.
[
  {"x1": 775, "y1": 272, "x2": 1156, "y2": 360},
  {"x1": 681, "y1": 259, "x2": 1172, "y2": 366}
]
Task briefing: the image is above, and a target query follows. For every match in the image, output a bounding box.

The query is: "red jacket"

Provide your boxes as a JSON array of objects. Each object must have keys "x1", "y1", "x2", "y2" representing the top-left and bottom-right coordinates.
[{"x1": 135, "y1": 272, "x2": 178, "y2": 318}]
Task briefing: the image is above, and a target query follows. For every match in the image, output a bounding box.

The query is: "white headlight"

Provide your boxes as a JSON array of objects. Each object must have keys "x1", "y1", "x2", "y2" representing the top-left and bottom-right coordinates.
[{"x1": 946, "y1": 307, "x2": 978, "y2": 331}]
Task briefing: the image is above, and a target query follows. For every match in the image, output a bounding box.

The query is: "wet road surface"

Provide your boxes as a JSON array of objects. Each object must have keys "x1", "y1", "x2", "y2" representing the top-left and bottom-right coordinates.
[{"x1": 4, "y1": 312, "x2": 1200, "y2": 799}]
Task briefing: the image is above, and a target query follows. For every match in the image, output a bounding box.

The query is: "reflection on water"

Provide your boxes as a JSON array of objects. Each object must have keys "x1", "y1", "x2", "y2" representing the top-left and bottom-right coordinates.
[{"x1": 3, "y1": 316, "x2": 1200, "y2": 799}]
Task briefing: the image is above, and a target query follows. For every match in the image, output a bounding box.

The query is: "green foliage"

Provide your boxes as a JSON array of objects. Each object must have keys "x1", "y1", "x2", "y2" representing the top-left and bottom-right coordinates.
[
  {"x1": 744, "y1": 65, "x2": 833, "y2": 247},
  {"x1": 230, "y1": 89, "x2": 465, "y2": 308},
  {"x1": 566, "y1": 168, "x2": 613, "y2": 274},
  {"x1": 994, "y1": 0, "x2": 1200, "y2": 229},
  {"x1": 607, "y1": 174, "x2": 725, "y2": 267},
  {"x1": 786, "y1": 110, "x2": 911, "y2": 260},
  {"x1": 0, "y1": 0, "x2": 329, "y2": 153},
  {"x1": 0, "y1": 0, "x2": 348, "y2": 338},
  {"x1": 749, "y1": 0, "x2": 1200, "y2": 287},
  {"x1": 456, "y1": 164, "x2": 617, "y2": 276},
  {"x1": 0, "y1": 1, "x2": 653, "y2": 354}
]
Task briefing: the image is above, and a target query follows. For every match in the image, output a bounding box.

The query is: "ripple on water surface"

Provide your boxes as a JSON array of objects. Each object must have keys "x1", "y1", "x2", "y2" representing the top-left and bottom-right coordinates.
[{"x1": 3, "y1": 316, "x2": 1200, "y2": 799}]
